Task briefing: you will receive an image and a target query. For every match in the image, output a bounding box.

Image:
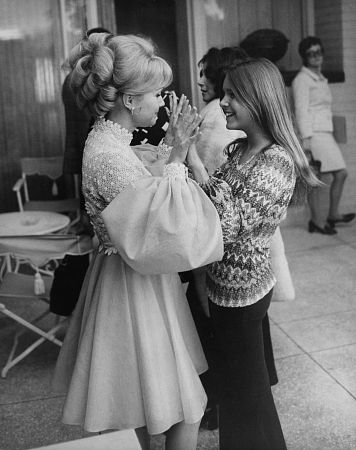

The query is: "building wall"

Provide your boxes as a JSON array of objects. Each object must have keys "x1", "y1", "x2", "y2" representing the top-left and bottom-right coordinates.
[
  {"x1": 182, "y1": 0, "x2": 309, "y2": 110},
  {"x1": 289, "y1": 0, "x2": 356, "y2": 225},
  {"x1": 0, "y1": 0, "x2": 115, "y2": 213},
  {"x1": 183, "y1": 0, "x2": 355, "y2": 220},
  {"x1": 331, "y1": 0, "x2": 356, "y2": 210}
]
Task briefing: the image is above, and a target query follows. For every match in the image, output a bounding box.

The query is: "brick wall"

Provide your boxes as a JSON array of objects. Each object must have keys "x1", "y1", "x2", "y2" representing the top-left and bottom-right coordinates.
[
  {"x1": 285, "y1": 0, "x2": 355, "y2": 227},
  {"x1": 315, "y1": 0, "x2": 343, "y2": 72},
  {"x1": 330, "y1": 0, "x2": 356, "y2": 211}
]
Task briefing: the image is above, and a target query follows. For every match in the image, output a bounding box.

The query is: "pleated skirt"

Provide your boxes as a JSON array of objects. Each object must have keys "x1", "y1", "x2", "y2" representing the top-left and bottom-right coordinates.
[{"x1": 52, "y1": 250, "x2": 207, "y2": 435}]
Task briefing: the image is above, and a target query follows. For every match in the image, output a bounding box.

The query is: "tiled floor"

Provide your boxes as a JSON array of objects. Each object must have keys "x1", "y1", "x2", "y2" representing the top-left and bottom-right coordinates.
[{"x1": 1, "y1": 206, "x2": 356, "y2": 450}]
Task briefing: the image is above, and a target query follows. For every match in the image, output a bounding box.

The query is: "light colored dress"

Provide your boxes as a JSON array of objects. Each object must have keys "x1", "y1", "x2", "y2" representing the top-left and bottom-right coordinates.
[
  {"x1": 292, "y1": 66, "x2": 345, "y2": 173},
  {"x1": 195, "y1": 98, "x2": 245, "y2": 174},
  {"x1": 52, "y1": 118, "x2": 223, "y2": 435}
]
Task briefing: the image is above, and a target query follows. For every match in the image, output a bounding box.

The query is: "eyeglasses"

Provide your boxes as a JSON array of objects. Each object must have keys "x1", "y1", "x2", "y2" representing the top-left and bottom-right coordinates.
[{"x1": 306, "y1": 49, "x2": 323, "y2": 58}]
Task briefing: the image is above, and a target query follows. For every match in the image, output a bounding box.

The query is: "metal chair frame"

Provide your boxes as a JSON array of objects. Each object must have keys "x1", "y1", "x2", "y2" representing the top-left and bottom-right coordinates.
[
  {"x1": 0, "y1": 234, "x2": 92, "y2": 378},
  {"x1": 12, "y1": 156, "x2": 81, "y2": 229}
]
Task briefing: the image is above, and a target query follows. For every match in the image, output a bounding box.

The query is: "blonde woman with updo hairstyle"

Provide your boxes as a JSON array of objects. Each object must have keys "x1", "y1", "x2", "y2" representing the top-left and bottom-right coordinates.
[
  {"x1": 53, "y1": 33, "x2": 224, "y2": 450},
  {"x1": 188, "y1": 58, "x2": 319, "y2": 450}
]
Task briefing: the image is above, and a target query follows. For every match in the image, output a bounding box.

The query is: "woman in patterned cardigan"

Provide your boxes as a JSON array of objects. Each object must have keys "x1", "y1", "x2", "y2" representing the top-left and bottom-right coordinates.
[{"x1": 188, "y1": 58, "x2": 318, "y2": 449}]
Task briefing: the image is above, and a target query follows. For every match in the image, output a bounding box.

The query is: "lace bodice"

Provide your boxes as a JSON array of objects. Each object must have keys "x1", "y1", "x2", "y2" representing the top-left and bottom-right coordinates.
[
  {"x1": 82, "y1": 118, "x2": 186, "y2": 254},
  {"x1": 82, "y1": 118, "x2": 152, "y2": 253}
]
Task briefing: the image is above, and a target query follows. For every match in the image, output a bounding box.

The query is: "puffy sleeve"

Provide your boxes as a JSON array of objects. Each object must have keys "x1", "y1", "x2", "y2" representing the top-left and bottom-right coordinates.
[
  {"x1": 292, "y1": 71, "x2": 313, "y2": 139},
  {"x1": 132, "y1": 141, "x2": 172, "y2": 176},
  {"x1": 101, "y1": 162, "x2": 224, "y2": 275}
]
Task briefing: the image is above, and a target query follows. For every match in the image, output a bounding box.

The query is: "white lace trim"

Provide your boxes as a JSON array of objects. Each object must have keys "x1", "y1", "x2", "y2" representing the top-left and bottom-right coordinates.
[
  {"x1": 82, "y1": 118, "x2": 148, "y2": 253},
  {"x1": 157, "y1": 141, "x2": 173, "y2": 161},
  {"x1": 163, "y1": 163, "x2": 187, "y2": 180},
  {"x1": 94, "y1": 117, "x2": 133, "y2": 146}
]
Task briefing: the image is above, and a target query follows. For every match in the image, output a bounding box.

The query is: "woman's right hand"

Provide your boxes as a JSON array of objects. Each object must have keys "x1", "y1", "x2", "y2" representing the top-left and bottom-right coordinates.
[{"x1": 165, "y1": 93, "x2": 201, "y2": 164}]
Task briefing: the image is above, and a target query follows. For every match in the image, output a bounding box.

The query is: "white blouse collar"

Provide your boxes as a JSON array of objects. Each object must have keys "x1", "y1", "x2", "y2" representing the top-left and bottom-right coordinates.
[{"x1": 301, "y1": 66, "x2": 326, "y2": 82}]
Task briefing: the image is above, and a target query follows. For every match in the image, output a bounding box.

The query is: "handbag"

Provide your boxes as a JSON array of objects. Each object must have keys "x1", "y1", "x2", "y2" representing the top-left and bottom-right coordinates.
[
  {"x1": 305, "y1": 149, "x2": 321, "y2": 178},
  {"x1": 49, "y1": 254, "x2": 89, "y2": 316}
]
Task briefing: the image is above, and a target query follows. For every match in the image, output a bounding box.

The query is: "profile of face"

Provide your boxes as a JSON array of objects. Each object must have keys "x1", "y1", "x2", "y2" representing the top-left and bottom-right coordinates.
[
  {"x1": 305, "y1": 44, "x2": 323, "y2": 69},
  {"x1": 197, "y1": 64, "x2": 216, "y2": 103},
  {"x1": 131, "y1": 89, "x2": 165, "y2": 128},
  {"x1": 220, "y1": 75, "x2": 252, "y2": 132}
]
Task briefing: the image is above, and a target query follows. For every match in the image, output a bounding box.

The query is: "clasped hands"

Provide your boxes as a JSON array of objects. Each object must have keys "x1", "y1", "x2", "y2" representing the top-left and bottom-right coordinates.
[{"x1": 165, "y1": 92, "x2": 201, "y2": 164}]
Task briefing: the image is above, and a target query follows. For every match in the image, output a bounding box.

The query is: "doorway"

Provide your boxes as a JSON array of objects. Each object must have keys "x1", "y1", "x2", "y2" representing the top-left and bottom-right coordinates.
[{"x1": 114, "y1": 0, "x2": 179, "y2": 93}]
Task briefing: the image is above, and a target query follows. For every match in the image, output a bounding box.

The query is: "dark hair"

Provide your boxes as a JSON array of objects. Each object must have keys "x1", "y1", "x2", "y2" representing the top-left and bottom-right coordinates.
[
  {"x1": 199, "y1": 46, "x2": 248, "y2": 99},
  {"x1": 298, "y1": 36, "x2": 324, "y2": 65}
]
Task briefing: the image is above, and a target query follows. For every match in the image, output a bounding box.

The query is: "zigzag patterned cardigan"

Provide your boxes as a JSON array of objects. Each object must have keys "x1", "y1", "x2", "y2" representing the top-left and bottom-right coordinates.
[{"x1": 202, "y1": 141, "x2": 296, "y2": 307}]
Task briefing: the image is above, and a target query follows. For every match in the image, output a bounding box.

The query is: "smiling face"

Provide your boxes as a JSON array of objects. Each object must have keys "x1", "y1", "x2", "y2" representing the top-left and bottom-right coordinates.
[
  {"x1": 132, "y1": 88, "x2": 165, "y2": 128},
  {"x1": 220, "y1": 75, "x2": 252, "y2": 132},
  {"x1": 197, "y1": 63, "x2": 217, "y2": 103}
]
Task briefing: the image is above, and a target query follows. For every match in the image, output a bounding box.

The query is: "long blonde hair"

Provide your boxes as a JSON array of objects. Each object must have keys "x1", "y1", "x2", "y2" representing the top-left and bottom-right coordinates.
[{"x1": 226, "y1": 58, "x2": 319, "y2": 204}]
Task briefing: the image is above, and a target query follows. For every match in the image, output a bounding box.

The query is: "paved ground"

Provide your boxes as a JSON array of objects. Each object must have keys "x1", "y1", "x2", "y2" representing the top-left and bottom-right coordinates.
[{"x1": 0, "y1": 204, "x2": 355, "y2": 450}]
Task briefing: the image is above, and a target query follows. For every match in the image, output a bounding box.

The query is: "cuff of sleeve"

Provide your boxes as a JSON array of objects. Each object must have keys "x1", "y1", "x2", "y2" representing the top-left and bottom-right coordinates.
[
  {"x1": 163, "y1": 162, "x2": 188, "y2": 180},
  {"x1": 157, "y1": 140, "x2": 173, "y2": 160}
]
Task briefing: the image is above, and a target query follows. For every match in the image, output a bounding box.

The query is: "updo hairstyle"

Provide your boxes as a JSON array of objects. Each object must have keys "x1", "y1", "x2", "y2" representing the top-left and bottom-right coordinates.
[{"x1": 68, "y1": 33, "x2": 173, "y2": 117}]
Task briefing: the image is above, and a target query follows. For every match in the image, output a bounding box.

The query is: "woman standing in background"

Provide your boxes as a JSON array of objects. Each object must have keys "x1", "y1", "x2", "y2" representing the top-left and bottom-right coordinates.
[{"x1": 292, "y1": 36, "x2": 354, "y2": 234}]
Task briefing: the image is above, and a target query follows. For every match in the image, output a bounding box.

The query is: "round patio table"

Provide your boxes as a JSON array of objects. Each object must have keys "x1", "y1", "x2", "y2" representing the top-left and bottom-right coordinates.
[{"x1": 0, "y1": 211, "x2": 70, "y2": 236}]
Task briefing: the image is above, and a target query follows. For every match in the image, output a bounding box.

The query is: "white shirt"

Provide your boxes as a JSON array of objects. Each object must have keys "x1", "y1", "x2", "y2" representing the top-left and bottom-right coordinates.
[
  {"x1": 195, "y1": 98, "x2": 245, "y2": 174},
  {"x1": 292, "y1": 66, "x2": 333, "y2": 139}
]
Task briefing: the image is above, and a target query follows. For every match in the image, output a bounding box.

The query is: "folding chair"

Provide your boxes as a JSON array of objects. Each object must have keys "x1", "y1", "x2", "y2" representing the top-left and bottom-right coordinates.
[
  {"x1": 0, "y1": 234, "x2": 93, "y2": 378},
  {"x1": 12, "y1": 156, "x2": 81, "y2": 229}
]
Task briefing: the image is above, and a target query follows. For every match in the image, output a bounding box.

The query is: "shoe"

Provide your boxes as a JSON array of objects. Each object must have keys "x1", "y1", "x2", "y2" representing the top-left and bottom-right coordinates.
[
  {"x1": 308, "y1": 220, "x2": 337, "y2": 235},
  {"x1": 327, "y1": 213, "x2": 356, "y2": 228}
]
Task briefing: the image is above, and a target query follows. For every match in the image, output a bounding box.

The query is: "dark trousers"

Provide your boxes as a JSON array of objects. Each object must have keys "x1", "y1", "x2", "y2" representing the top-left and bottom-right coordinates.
[
  {"x1": 185, "y1": 278, "x2": 278, "y2": 410},
  {"x1": 186, "y1": 278, "x2": 221, "y2": 409},
  {"x1": 210, "y1": 290, "x2": 287, "y2": 450}
]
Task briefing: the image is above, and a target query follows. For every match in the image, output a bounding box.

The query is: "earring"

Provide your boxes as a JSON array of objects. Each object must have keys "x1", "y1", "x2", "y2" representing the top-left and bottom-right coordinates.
[{"x1": 130, "y1": 106, "x2": 135, "y2": 115}]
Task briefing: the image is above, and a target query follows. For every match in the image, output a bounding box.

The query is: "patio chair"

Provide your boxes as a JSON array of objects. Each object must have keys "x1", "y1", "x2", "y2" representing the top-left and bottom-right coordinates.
[
  {"x1": 12, "y1": 156, "x2": 81, "y2": 229},
  {"x1": 0, "y1": 234, "x2": 93, "y2": 378}
]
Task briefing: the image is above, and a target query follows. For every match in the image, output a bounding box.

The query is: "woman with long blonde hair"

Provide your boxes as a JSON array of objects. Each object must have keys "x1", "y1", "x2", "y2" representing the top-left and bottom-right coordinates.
[{"x1": 188, "y1": 57, "x2": 318, "y2": 449}]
